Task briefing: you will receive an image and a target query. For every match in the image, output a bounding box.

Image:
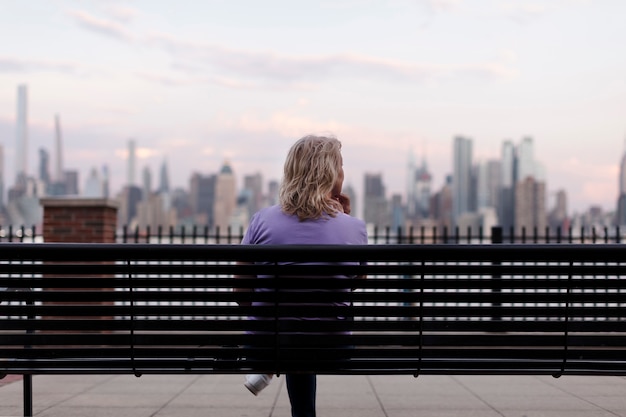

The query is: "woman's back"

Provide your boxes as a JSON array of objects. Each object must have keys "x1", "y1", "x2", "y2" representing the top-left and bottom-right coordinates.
[{"x1": 242, "y1": 205, "x2": 367, "y2": 246}]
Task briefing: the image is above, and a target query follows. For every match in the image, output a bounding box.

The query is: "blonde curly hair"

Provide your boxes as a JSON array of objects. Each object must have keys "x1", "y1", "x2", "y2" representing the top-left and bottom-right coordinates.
[{"x1": 279, "y1": 135, "x2": 344, "y2": 220}]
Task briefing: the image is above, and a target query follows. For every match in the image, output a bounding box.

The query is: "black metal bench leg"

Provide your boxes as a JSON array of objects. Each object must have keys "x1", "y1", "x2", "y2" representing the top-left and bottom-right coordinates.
[{"x1": 23, "y1": 375, "x2": 32, "y2": 417}]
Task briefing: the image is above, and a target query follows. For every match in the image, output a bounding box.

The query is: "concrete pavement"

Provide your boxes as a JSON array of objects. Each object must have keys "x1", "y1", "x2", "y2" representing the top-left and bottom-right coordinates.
[{"x1": 1, "y1": 373, "x2": 626, "y2": 416}]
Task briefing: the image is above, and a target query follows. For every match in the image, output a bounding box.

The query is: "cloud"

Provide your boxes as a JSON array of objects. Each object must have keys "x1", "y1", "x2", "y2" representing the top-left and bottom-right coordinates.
[
  {"x1": 134, "y1": 71, "x2": 199, "y2": 86},
  {"x1": 500, "y1": 1, "x2": 549, "y2": 24},
  {"x1": 214, "y1": 111, "x2": 347, "y2": 140},
  {"x1": 0, "y1": 57, "x2": 79, "y2": 74},
  {"x1": 418, "y1": 0, "x2": 463, "y2": 13},
  {"x1": 105, "y1": 5, "x2": 139, "y2": 23},
  {"x1": 67, "y1": 9, "x2": 134, "y2": 42},
  {"x1": 93, "y1": 105, "x2": 139, "y2": 116},
  {"x1": 160, "y1": 138, "x2": 198, "y2": 149},
  {"x1": 145, "y1": 32, "x2": 518, "y2": 86}
]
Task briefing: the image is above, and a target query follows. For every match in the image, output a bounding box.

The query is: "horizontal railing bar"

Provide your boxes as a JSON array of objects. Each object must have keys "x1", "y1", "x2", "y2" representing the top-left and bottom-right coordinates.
[
  {"x1": 3, "y1": 263, "x2": 626, "y2": 277},
  {"x1": 2, "y1": 243, "x2": 626, "y2": 263}
]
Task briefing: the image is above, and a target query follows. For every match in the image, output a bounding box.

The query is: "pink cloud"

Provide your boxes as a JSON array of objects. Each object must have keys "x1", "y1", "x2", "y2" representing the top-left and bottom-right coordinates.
[{"x1": 67, "y1": 9, "x2": 134, "y2": 42}]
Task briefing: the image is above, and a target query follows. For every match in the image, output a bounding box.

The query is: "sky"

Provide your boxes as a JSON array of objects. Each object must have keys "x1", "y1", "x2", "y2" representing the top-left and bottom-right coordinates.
[{"x1": 0, "y1": 0, "x2": 625, "y2": 215}]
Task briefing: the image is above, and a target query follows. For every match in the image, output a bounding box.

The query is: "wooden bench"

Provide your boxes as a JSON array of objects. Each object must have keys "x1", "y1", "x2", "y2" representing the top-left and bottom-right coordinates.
[{"x1": 2, "y1": 243, "x2": 626, "y2": 416}]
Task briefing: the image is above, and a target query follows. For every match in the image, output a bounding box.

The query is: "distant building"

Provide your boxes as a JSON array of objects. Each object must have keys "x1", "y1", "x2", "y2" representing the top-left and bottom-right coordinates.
[
  {"x1": 407, "y1": 151, "x2": 432, "y2": 222},
  {"x1": 54, "y1": 114, "x2": 64, "y2": 183},
  {"x1": 243, "y1": 172, "x2": 263, "y2": 219},
  {"x1": 6, "y1": 177, "x2": 44, "y2": 227},
  {"x1": 499, "y1": 140, "x2": 516, "y2": 231},
  {"x1": 0, "y1": 144, "x2": 5, "y2": 208},
  {"x1": 343, "y1": 183, "x2": 357, "y2": 218},
  {"x1": 431, "y1": 175, "x2": 453, "y2": 230},
  {"x1": 101, "y1": 165, "x2": 110, "y2": 198},
  {"x1": 38, "y1": 148, "x2": 51, "y2": 191},
  {"x1": 127, "y1": 139, "x2": 137, "y2": 187},
  {"x1": 15, "y1": 84, "x2": 28, "y2": 186},
  {"x1": 475, "y1": 159, "x2": 501, "y2": 212},
  {"x1": 548, "y1": 189, "x2": 569, "y2": 231},
  {"x1": 390, "y1": 193, "x2": 404, "y2": 230},
  {"x1": 189, "y1": 172, "x2": 216, "y2": 226},
  {"x1": 117, "y1": 185, "x2": 142, "y2": 227},
  {"x1": 170, "y1": 187, "x2": 193, "y2": 224},
  {"x1": 452, "y1": 136, "x2": 473, "y2": 224},
  {"x1": 363, "y1": 173, "x2": 388, "y2": 227},
  {"x1": 84, "y1": 167, "x2": 105, "y2": 198},
  {"x1": 142, "y1": 166, "x2": 152, "y2": 201},
  {"x1": 63, "y1": 170, "x2": 79, "y2": 195},
  {"x1": 615, "y1": 147, "x2": 626, "y2": 226},
  {"x1": 498, "y1": 137, "x2": 547, "y2": 234},
  {"x1": 515, "y1": 177, "x2": 547, "y2": 235},
  {"x1": 267, "y1": 180, "x2": 279, "y2": 207},
  {"x1": 158, "y1": 159, "x2": 170, "y2": 194},
  {"x1": 214, "y1": 160, "x2": 237, "y2": 231},
  {"x1": 136, "y1": 193, "x2": 177, "y2": 231}
]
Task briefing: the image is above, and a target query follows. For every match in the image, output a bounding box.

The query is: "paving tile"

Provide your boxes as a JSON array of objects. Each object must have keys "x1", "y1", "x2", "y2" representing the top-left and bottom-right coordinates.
[
  {"x1": 155, "y1": 406, "x2": 268, "y2": 417},
  {"x1": 387, "y1": 411, "x2": 502, "y2": 417},
  {"x1": 3, "y1": 374, "x2": 626, "y2": 417},
  {"x1": 0, "y1": 406, "x2": 22, "y2": 417},
  {"x1": 36, "y1": 406, "x2": 160, "y2": 417},
  {"x1": 500, "y1": 412, "x2": 621, "y2": 417}
]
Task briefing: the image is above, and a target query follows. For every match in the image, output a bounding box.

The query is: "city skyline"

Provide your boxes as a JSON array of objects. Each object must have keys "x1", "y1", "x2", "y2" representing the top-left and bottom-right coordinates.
[{"x1": 1, "y1": 1, "x2": 625, "y2": 214}]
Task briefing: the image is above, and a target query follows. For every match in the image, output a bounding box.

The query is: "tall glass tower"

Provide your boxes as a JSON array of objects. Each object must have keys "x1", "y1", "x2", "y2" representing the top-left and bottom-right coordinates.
[
  {"x1": 616, "y1": 143, "x2": 626, "y2": 226},
  {"x1": 452, "y1": 136, "x2": 473, "y2": 224},
  {"x1": 54, "y1": 114, "x2": 64, "y2": 183},
  {"x1": 0, "y1": 144, "x2": 4, "y2": 207},
  {"x1": 516, "y1": 136, "x2": 535, "y2": 182},
  {"x1": 16, "y1": 84, "x2": 28, "y2": 185},
  {"x1": 127, "y1": 139, "x2": 137, "y2": 187}
]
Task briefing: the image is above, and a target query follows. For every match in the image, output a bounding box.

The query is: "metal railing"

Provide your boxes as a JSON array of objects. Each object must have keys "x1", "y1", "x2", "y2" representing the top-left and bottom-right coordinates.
[{"x1": 2, "y1": 224, "x2": 626, "y2": 244}]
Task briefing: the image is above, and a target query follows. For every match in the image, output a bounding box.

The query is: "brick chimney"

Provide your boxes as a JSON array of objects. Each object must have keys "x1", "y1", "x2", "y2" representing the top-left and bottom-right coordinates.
[{"x1": 41, "y1": 198, "x2": 118, "y2": 243}]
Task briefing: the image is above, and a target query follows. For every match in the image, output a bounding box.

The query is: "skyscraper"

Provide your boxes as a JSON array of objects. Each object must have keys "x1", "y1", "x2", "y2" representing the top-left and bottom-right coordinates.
[
  {"x1": 363, "y1": 173, "x2": 388, "y2": 227},
  {"x1": 158, "y1": 159, "x2": 170, "y2": 194},
  {"x1": 243, "y1": 172, "x2": 263, "y2": 219},
  {"x1": 189, "y1": 172, "x2": 216, "y2": 225},
  {"x1": 267, "y1": 180, "x2": 279, "y2": 206},
  {"x1": 38, "y1": 148, "x2": 51, "y2": 188},
  {"x1": 214, "y1": 160, "x2": 237, "y2": 231},
  {"x1": 84, "y1": 167, "x2": 103, "y2": 197},
  {"x1": 101, "y1": 165, "x2": 110, "y2": 198},
  {"x1": 515, "y1": 177, "x2": 546, "y2": 234},
  {"x1": 142, "y1": 166, "x2": 152, "y2": 201},
  {"x1": 127, "y1": 139, "x2": 137, "y2": 186},
  {"x1": 0, "y1": 144, "x2": 4, "y2": 207},
  {"x1": 16, "y1": 84, "x2": 28, "y2": 185},
  {"x1": 500, "y1": 140, "x2": 516, "y2": 231},
  {"x1": 54, "y1": 114, "x2": 64, "y2": 182},
  {"x1": 452, "y1": 136, "x2": 473, "y2": 224},
  {"x1": 406, "y1": 149, "x2": 432, "y2": 221},
  {"x1": 548, "y1": 189, "x2": 569, "y2": 230},
  {"x1": 497, "y1": 137, "x2": 547, "y2": 234},
  {"x1": 615, "y1": 144, "x2": 626, "y2": 226},
  {"x1": 516, "y1": 136, "x2": 535, "y2": 182}
]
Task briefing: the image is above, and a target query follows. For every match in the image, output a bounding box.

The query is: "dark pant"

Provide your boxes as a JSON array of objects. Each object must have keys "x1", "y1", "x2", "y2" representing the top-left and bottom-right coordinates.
[{"x1": 286, "y1": 373, "x2": 316, "y2": 417}]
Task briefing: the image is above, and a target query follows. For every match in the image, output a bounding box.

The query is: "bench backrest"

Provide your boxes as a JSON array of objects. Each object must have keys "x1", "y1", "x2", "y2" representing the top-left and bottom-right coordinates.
[{"x1": 1, "y1": 243, "x2": 626, "y2": 376}]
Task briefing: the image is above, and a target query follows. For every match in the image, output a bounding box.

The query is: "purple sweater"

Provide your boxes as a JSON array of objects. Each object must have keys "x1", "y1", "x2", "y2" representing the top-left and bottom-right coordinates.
[{"x1": 241, "y1": 205, "x2": 368, "y2": 323}]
